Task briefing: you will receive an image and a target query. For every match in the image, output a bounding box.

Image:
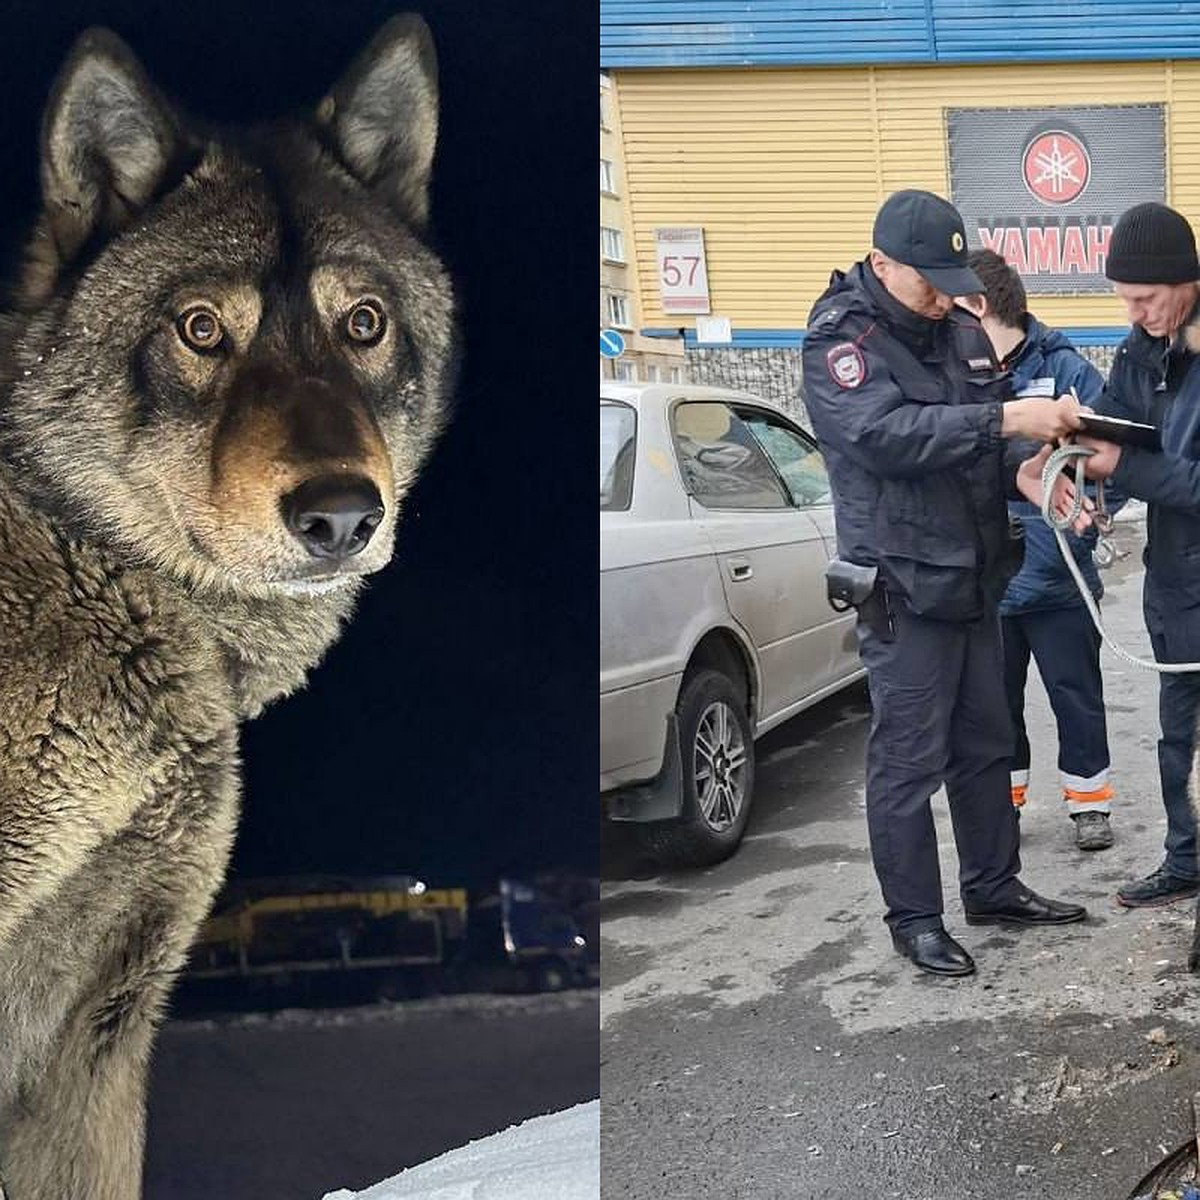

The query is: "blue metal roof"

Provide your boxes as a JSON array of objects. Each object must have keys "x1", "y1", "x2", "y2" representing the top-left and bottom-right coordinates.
[{"x1": 601, "y1": 1, "x2": 1200, "y2": 68}]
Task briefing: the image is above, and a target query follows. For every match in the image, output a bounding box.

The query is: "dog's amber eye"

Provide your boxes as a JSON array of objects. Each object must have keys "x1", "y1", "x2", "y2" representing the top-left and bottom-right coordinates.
[
  {"x1": 177, "y1": 306, "x2": 224, "y2": 352},
  {"x1": 345, "y1": 299, "x2": 386, "y2": 346}
]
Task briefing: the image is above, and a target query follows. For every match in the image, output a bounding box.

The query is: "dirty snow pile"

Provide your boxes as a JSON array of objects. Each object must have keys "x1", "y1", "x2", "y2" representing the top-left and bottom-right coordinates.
[{"x1": 321, "y1": 1100, "x2": 599, "y2": 1200}]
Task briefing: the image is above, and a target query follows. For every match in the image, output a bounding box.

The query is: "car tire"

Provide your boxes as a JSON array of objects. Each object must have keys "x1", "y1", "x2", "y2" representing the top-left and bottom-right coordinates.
[
  {"x1": 642, "y1": 668, "x2": 755, "y2": 868},
  {"x1": 528, "y1": 957, "x2": 571, "y2": 993}
]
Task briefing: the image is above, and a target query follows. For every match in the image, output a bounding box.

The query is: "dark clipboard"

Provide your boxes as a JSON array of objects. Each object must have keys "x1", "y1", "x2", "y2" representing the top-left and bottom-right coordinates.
[{"x1": 1077, "y1": 413, "x2": 1161, "y2": 451}]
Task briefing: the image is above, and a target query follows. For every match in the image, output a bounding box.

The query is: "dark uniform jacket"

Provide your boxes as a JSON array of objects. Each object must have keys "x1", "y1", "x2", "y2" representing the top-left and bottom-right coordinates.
[
  {"x1": 802, "y1": 260, "x2": 1024, "y2": 623},
  {"x1": 1000, "y1": 317, "x2": 1105, "y2": 615},
  {"x1": 1095, "y1": 307, "x2": 1200, "y2": 618}
]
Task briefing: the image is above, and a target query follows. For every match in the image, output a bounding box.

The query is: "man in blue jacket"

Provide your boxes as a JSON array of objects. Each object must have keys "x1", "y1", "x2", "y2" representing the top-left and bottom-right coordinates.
[
  {"x1": 960, "y1": 250, "x2": 1115, "y2": 853},
  {"x1": 1080, "y1": 201, "x2": 1200, "y2": 907},
  {"x1": 803, "y1": 189, "x2": 1089, "y2": 979}
]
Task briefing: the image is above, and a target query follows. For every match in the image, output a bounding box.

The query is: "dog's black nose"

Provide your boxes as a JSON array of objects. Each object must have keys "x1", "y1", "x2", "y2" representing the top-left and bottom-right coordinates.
[{"x1": 283, "y1": 476, "x2": 384, "y2": 560}]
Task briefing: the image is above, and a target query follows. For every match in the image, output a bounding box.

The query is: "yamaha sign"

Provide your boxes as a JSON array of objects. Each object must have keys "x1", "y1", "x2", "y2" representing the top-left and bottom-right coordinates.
[{"x1": 947, "y1": 105, "x2": 1165, "y2": 294}]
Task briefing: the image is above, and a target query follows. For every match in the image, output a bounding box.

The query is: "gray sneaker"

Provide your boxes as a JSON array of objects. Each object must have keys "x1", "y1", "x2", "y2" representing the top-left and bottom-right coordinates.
[
  {"x1": 1117, "y1": 865, "x2": 1199, "y2": 907},
  {"x1": 1072, "y1": 811, "x2": 1114, "y2": 851}
]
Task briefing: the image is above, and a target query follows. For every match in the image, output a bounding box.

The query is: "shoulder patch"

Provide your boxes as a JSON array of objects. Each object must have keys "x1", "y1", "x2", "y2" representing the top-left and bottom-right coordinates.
[{"x1": 826, "y1": 341, "x2": 867, "y2": 390}]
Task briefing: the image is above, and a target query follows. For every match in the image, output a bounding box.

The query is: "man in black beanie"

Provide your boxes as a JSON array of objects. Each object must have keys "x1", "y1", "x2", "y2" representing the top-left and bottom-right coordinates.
[{"x1": 1080, "y1": 201, "x2": 1200, "y2": 908}]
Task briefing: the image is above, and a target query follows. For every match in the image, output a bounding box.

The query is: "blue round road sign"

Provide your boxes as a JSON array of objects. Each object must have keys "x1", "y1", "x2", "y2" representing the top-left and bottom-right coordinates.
[{"x1": 599, "y1": 328, "x2": 626, "y2": 359}]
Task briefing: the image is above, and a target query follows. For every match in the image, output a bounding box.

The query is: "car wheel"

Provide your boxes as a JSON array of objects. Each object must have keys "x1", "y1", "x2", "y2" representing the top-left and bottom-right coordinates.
[
  {"x1": 642, "y1": 668, "x2": 755, "y2": 868},
  {"x1": 529, "y1": 957, "x2": 570, "y2": 993}
]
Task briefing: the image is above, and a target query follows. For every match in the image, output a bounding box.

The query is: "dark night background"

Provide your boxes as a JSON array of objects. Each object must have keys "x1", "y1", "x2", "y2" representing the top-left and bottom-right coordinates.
[{"x1": 0, "y1": 3, "x2": 597, "y2": 891}]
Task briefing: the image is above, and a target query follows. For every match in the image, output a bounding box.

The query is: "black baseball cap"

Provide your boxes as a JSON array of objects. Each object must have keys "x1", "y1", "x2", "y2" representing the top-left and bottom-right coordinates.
[{"x1": 872, "y1": 189, "x2": 983, "y2": 297}]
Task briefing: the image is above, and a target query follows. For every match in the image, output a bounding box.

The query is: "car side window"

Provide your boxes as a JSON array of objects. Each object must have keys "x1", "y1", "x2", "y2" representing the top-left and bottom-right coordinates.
[
  {"x1": 672, "y1": 402, "x2": 789, "y2": 510},
  {"x1": 600, "y1": 401, "x2": 636, "y2": 512},
  {"x1": 740, "y1": 411, "x2": 832, "y2": 508}
]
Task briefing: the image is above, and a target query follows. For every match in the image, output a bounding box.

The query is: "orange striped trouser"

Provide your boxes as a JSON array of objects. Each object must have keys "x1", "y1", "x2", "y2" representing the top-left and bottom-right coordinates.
[{"x1": 1010, "y1": 771, "x2": 1113, "y2": 814}]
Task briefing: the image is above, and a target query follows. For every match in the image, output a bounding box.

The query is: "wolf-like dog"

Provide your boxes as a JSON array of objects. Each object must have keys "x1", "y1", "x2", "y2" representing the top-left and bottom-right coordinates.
[{"x1": 0, "y1": 15, "x2": 454, "y2": 1198}]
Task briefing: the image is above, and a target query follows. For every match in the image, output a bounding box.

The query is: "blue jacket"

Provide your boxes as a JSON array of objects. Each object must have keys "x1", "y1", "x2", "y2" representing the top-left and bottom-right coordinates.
[
  {"x1": 1095, "y1": 308, "x2": 1200, "y2": 632},
  {"x1": 802, "y1": 261, "x2": 1027, "y2": 622},
  {"x1": 999, "y1": 317, "x2": 1106, "y2": 616}
]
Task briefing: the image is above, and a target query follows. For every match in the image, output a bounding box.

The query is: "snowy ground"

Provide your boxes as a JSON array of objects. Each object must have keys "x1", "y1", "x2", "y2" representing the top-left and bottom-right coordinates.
[{"x1": 322, "y1": 1101, "x2": 599, "y2": 1199}]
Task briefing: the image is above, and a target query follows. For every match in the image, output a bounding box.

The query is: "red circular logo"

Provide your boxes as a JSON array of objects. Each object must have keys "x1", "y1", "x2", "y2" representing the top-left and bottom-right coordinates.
[{"x1": 1022, "y1": 130, "x2": 1090, "y2": 205}]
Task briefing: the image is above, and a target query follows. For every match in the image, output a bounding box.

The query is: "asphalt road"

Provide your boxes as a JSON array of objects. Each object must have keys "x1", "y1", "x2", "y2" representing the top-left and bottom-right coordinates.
[
  {"x1": 144, "y1": 990, "x2": 598, "y2": 1199},
  {"x1": 601, "y1": 506, "x2": 1200, "y2": 1199}
]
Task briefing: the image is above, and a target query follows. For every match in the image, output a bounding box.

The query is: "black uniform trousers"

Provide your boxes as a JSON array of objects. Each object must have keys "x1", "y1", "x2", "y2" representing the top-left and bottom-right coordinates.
[{"x1": 857, "y1": 602, "x2": 1022, "y2": 934}]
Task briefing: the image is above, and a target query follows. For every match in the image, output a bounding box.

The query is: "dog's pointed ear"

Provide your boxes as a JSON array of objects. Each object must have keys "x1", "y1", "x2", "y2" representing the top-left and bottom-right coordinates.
[
  {"x1": 40, "y1": 28, "x2": 185, "y2": 264},
  {"x1": 316, "y1": 14, "x2": 439, "y2": 229}
]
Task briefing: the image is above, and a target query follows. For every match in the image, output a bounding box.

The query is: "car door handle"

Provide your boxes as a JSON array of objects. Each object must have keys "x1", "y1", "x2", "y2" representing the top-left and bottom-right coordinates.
[{"x1": 728, "y1": 559, "x2": 753, "y2": 582}]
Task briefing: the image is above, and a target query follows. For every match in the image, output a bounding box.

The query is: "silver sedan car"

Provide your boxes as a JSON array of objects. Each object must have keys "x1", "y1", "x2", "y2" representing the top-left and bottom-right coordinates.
[{"x1": 601, "y1": 383, "x2": 864, "y2": 868}]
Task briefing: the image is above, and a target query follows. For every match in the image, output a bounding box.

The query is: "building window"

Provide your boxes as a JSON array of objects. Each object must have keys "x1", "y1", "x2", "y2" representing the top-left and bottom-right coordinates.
[
  {"x1": 601, "y1": 226, "x2": 625, "y2": 263},
  {"x1": 669, "y1": 367, "x2": 683, "y2": 384},
  {"x1": 613, "y1": 359, "x2": 636, "y2": 382},
  {"x1": 600, "y1": 91, "x2": 611, "y2": 130},
  {"x1": 645, "y1": 364, "x2": 660, "y2": 382},
  {"x1": 607, "y1": 293, "x2": 631, "y2": 328},
  {"x1": 600, "y1": 158, "x2": 616, "y2": 194}
]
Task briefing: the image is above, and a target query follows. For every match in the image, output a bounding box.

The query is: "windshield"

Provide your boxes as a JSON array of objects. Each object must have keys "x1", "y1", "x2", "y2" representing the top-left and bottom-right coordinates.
[{"x1": 600, "y1": 401, "x2": 636, "y2": 511}]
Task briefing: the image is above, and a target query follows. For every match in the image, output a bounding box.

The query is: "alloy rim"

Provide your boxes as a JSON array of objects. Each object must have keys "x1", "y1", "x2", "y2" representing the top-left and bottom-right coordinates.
[{"x1": 693, "y1": 700, "x2": 748, "y2": 832}]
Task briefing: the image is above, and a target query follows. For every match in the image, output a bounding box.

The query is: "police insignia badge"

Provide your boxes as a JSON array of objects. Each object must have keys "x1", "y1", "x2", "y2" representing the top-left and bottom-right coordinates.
[{"x1": 826, "y1": 342, "x2": 866, "y2": 389}]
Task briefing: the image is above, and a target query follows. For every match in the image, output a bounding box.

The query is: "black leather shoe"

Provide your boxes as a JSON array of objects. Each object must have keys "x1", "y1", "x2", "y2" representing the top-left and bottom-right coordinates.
[
  {"x1": 891, "y1": 927, "x2": 976, "y2": 977},
  {"x1": 964, "y1": 888, "x2": 1086, "y2": 926}
]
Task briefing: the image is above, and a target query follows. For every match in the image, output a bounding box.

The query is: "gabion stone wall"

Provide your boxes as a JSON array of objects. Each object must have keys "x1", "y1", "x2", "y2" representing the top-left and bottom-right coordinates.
[
  {"x1": 1077, "y1": 343, "x2": 1118, "y2": 378},
  {"x1": 686, "y1": 340, "x2": 1121, "y2": 431},
  {"x1": 686, "y1": 347, "x2": 808, "y2": 423}
]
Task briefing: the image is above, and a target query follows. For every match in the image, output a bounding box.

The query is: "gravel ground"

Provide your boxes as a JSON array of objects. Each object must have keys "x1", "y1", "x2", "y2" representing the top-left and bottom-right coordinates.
[{"x1": 601, "y1": 510, "x2": 1200, "y2": 1199}]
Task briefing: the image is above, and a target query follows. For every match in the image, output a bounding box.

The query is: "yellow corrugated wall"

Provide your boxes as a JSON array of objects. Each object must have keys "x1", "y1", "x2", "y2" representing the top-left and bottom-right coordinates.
[{"x1": 614, "y1": 60, "x2": 1200, "y2": 332}]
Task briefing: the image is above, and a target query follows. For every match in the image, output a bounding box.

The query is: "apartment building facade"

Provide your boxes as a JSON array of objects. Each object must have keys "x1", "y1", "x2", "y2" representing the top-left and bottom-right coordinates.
[{"x1": 600, "y1": 71, "x2": 686, "y2": 385}]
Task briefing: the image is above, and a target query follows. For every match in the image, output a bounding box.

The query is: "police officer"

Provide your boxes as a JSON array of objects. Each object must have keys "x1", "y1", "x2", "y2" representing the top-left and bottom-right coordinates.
[
  {"x1": 1078, "y1": 201, "x2": 1200, "y2": 909},
  {"x1": 803, "y1": 189, "x2": 1089, "y2": 978}
]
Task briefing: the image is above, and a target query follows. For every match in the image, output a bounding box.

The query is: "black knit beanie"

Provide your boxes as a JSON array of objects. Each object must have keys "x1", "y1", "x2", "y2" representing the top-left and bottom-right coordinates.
[{"x1": 1106, "y1": 202, "x2": 1200, "y2": 284}]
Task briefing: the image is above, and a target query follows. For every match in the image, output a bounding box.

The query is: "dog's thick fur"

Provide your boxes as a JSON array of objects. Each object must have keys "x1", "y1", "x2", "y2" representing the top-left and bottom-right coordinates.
[{"x1": 0, "y1": 17, "x2": 454, "y2": 1198}]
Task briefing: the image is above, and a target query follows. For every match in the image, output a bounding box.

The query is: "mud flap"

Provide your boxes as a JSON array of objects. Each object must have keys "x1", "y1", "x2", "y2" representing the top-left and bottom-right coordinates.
[{"x1": 605, "y1": 714, "x2": 684, "y2": 823}]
